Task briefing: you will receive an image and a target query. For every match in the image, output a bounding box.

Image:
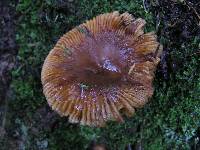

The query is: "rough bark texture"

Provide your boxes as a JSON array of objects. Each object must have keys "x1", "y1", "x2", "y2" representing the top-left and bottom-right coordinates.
[{"x1": 0, "y1": 0, "x2": 18, "y2": 136}]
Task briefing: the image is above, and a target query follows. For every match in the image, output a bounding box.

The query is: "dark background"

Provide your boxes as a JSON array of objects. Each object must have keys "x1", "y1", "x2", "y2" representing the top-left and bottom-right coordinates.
[{"x1": 0, "y1": 0, "x2": 200, "y2": 149}]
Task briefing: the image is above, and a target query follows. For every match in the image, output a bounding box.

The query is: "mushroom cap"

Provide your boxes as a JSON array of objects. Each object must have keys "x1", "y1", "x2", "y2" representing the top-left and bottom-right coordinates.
[{"x1": 41, "y1": 11, "x2": 162, "y2": 127}]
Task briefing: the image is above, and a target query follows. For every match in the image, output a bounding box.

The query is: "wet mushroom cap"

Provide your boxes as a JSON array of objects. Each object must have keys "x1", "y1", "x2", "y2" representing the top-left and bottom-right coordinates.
[{"x1": 41, "y1": 11, "x2": 162, "y2": 127}]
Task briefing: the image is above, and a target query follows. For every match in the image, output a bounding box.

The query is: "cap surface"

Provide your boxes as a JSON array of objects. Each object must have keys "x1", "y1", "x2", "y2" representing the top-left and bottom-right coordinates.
[{"x1": 41, "y1": 11, "x2": 162, "y2": 127}]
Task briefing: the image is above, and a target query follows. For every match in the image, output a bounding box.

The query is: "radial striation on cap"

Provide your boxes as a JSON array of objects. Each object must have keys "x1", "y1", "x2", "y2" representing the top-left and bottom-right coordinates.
[{"x1": 41, "y1": 11, "x2": 162, "y2": 127}]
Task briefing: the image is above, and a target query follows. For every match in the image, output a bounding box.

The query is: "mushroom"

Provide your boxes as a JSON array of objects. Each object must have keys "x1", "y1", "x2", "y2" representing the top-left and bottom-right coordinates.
[{"x1": 41, "y1": 11, "x2": 162, "y2": 127}]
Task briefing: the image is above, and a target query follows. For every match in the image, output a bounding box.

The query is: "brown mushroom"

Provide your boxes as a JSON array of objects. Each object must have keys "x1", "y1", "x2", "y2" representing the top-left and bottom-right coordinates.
[{"x1": 41, "y1": 11, "x2": 162, "y2": 127}]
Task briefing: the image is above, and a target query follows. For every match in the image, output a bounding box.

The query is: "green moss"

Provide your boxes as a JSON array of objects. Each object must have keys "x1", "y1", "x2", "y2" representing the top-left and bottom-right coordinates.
[{"x1": 6, "y1": 0, "x2": 200, "y2": 149}]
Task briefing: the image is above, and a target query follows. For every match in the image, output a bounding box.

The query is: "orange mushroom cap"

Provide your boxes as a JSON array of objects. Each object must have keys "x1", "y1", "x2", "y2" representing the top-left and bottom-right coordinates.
[{"x1": 41, "y1": 11, "x2": 162, "y2": 127}]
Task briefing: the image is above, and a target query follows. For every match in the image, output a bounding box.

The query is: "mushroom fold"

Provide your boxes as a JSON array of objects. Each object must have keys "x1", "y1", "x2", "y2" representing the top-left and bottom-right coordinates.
[{"x1": 41, "y1": 11, "x2": 162, "y2": 127}]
